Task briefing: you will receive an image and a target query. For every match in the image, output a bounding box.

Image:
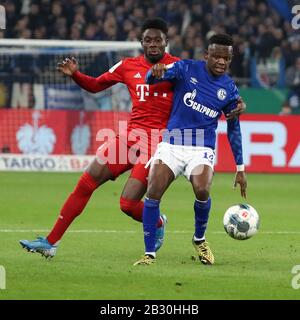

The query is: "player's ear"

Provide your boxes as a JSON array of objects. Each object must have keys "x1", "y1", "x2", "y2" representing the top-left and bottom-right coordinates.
[{"x1": 204, "y1": 50, "x2": 208, "y2": 60}]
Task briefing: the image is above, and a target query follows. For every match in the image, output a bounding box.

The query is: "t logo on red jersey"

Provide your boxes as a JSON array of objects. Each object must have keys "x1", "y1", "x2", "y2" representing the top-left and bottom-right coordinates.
[{"x1": 136, "y1": 84, "x2": 150, "y2": 102}]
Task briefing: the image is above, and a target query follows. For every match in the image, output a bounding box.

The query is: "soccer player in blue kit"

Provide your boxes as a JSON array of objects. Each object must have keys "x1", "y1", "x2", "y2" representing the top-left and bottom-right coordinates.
[{"x1": 134, "y1": 34, "x2": 247, "y2": 266}]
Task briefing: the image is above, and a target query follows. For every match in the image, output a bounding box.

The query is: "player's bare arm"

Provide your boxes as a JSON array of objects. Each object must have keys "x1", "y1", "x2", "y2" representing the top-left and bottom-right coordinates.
[
  {"x1": 234, "y1": 171, "x2": 247, "y2": 198},
  {"x1": 57, "y1": 57, "x2": 78, "y2": 76},
  {"x1": 151, "y1": 63, "x2": 167, "y2": 79},
  {"x1": 225, "y1": 96, "x2": 247, "y2": 120}
]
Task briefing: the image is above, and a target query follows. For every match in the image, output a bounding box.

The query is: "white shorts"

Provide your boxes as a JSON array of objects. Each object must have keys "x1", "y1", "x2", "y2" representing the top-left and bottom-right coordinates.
[{"x1": 148, "y1": 142, "x2": 215, "y2": 180}]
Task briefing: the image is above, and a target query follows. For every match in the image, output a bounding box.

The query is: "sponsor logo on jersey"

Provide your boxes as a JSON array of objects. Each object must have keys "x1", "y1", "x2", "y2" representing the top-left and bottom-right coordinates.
[
  {"x1": 136, "y1": 84, "x2": 168, "y2": 101},
  {"x1": 217, "y1": 88, "x2": 227, "y2": 100},
  {"x1": 183, "y1": 89, "x2": 219, "y2": 118},
  {"x1": 136, "y1": 84, "x2": 149, "y2": 101}
]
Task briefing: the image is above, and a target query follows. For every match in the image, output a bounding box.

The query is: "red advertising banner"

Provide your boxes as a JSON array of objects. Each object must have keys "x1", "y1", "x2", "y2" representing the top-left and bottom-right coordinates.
[
  {"x1": 0, "y1": 109, "x2": 130, "y2": 156},
  {"x1": 0, "y1": 110, "x2": 299, "y2": 173},
  {"x1": 216, "y1": 114, "x2": 300, "y2": 173}
]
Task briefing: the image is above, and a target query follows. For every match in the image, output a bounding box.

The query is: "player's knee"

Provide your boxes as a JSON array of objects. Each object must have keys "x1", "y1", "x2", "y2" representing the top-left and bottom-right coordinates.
[
  {"x1": 86, "y1": 160, "x2": 112, "y2": 186},
  {"x1": 195, "y1": 187, "x2": 210, "y2": 201},
  {"x1": 146, "y1": 188, "x2": 162, "y2": 201},
  {"x1": 146, "y1": 180, "x2": 164, "y2": 200}
]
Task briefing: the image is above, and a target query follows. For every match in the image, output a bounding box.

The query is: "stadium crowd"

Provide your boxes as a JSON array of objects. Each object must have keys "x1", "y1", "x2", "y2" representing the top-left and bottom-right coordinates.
[{"x1": 1, "y1": 0, "x2": 300, "y2": 110}]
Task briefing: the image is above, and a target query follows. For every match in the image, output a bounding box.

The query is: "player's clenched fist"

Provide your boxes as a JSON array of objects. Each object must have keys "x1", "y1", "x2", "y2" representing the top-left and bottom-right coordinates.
[{"x1": 151, "y1": 63, "x2": 167, "y2": 79}]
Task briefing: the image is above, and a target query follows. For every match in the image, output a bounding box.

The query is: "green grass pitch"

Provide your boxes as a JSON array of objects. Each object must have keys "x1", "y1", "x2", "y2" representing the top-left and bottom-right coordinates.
[{"x1": 0, "y1": 171, "x2": 299, "y2": 300}]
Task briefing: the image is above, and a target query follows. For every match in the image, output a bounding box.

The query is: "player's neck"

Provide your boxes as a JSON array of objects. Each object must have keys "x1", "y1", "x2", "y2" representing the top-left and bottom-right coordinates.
[{"x1": 144, "y1": 53, "x2": 166, "y2": 65}]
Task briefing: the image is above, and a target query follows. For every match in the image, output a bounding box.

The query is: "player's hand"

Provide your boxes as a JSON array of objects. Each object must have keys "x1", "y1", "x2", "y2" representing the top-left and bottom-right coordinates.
[
  {"x1": 151, "y1": 63, "x2": 167, "y2": 79},
  {"x1": 225, "y1": 96, "x2": 246, "y2": 120},
  {"x1": 234, "y1": 171, "x2": 247, "y2": 198},
  {"x1": 57, "y1": 57, "x2": 78, "y2": 76}
]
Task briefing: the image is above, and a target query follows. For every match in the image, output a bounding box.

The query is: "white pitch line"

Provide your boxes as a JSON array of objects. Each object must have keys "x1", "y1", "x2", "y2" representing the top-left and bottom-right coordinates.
[{"x1": 1, "y1": 229, "x2": 300, "y2": 235}]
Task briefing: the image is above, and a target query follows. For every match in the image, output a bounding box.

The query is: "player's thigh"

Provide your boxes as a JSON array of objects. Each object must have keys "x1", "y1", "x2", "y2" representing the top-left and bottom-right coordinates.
[
  {"x1": 121, "y1": 163, "x2": 149, "y2": 200},
  {"x1": 147, "y1": 159, "x2": 175, "y2": 200},
  {"x1": 189, "y1": 164, "x2": 214, "y2": 200},
  {"x1": 94, "y1": 134, "x2": 133, "y2": 184},
  {"x1": 151, "y1": 142, "x2": 185, "y2": 178}
]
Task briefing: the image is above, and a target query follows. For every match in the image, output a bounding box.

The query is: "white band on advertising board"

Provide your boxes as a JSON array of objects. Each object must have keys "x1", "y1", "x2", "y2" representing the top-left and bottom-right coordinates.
[{"x1": 0, "y1": 154, "x2": 94, "y2": 172}]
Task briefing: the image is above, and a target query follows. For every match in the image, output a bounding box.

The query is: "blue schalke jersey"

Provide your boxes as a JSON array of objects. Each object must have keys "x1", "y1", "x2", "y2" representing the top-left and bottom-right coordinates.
[{"x1": 146, "y1": 59, "x2": 243, "y2": 165}]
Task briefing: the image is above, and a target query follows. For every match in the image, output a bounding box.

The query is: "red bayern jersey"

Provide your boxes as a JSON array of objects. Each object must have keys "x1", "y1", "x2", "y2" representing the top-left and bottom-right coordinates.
[{"x1": 72, "y1": 53, "x2": 180, "y2": 131}]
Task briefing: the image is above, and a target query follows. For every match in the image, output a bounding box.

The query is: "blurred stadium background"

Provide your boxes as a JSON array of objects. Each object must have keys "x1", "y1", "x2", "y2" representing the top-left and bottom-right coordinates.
[
  {"x1": 0, "y1": 0, "x2": 300, "y2": 300},
  {"x1": 0, "y1": 0, "x2": 299, "y2": 172}
]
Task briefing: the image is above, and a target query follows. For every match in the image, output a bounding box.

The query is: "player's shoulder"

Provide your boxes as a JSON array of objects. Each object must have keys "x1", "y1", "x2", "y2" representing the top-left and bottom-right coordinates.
[
  {"x1": 179, "y1": 59, "x2": 205, "y2": 68},
  {"x1": 112, "y1": 55, "x2": 145, "y2": 72},
  {"x1": 122, "y1": 55, "x2": 143, "y2": 64},
  {"x1": 221, "y1": 74, "x2": 238, "y2": 92},
  {"x1": 173, "y1": 59, "x2": 204, "y2": 73},
  {"x1": 163, "y1": 53, "x2": 181, "y2": 63}
]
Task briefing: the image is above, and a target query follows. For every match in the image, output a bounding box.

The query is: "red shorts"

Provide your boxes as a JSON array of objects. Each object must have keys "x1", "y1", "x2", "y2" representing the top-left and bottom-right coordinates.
[{"x1": 96, "y1": 134, "x2": 153, "y2": 186}]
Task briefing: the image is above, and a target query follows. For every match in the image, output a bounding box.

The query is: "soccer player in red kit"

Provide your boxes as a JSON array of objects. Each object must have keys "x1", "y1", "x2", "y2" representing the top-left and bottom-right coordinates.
[
  {"x1": 20, "y1": 18, "x2": 245, "y2": 258},
  {"x1": 20, "y1": 18, "x2": 179, "y2": 257}
]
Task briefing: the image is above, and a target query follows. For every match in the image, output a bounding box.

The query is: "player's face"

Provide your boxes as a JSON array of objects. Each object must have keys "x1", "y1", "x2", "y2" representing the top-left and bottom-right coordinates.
[
  {"x1": 205, "y1": 44, "x2": 233, "y2": 76},
  {"x1": 141, "y1": 29, "x2": 168, "y2": 64}
]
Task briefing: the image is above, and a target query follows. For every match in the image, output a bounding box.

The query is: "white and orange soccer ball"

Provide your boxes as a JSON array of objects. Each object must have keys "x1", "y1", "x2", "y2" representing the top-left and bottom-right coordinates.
[{"x1": 223, "y1": 204, "x2": 260, "y2": 240}]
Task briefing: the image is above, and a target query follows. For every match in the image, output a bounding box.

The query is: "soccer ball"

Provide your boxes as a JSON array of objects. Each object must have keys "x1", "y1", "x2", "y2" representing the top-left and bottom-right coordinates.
[{"x1": 223, "y1": 204, "x2": 260, "y2": 240}]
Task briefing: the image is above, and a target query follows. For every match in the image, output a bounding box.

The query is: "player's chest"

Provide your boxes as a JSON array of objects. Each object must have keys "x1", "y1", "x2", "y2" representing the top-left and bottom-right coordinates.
[
  {"x1": 124, "y1": 65, "x2": 173, "y2": 102},
  {"x1": 183, "y1": 75, "x2": 229, "y2": 111}
]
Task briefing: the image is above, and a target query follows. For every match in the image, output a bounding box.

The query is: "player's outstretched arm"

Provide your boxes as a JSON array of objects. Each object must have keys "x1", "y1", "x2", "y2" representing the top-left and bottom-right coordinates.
[
  {"x1": 57, "y1": 57, "x2": 78, "y2": 77},
  {"x1": 225, "y1": 96, "x2": 246, "y2": 120},
  {"x1": 146, "y1": 61, "x2": 179, "y2": 84},
  {"x1": 234, "y1": 171, "x2": 247, "y2": 198},
  {"x1": 57, "y1": 58, "x2": 122, "y2": 93}
]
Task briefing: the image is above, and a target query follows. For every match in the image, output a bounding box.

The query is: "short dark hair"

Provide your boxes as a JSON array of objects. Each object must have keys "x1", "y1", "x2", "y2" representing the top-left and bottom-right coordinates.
[
  {"x1": 141, "y1": 18, "x2": 168, "y2": 35},
  {"x1": 208, "y1": 34, "x2": 233, "y2": 47}
]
